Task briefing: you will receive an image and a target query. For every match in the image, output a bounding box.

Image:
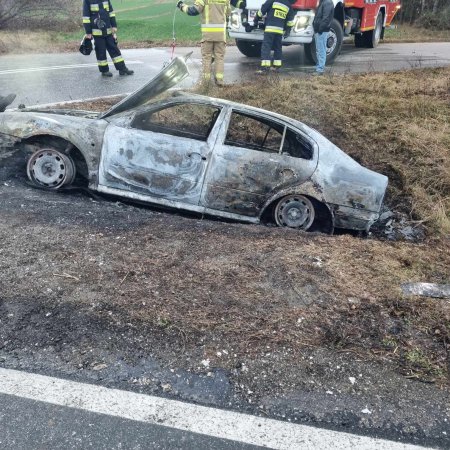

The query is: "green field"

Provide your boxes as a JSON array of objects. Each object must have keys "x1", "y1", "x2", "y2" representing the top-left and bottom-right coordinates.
[
  {"x1": 52, "y1": 1, "x2": 450, "y2": 47},
  {"x1": 60, "y1": 0, "x2": 202, "y2": 43}
]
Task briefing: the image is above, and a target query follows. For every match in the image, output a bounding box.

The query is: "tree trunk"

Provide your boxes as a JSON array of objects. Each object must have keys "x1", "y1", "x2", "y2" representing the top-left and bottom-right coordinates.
[{"x1": 432, "y1": 0, "x2": 440, "y2": 14}]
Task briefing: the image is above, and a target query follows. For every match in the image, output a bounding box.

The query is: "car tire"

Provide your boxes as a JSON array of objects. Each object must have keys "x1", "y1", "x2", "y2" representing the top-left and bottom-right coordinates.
[
  {"x1": 235, "y1": 39, "x2": 262, "y2": 57},
  {"x1": 274, "y1": 195, "x2": 315, "y2": 230},
  {"x1": 27, "y1": 148, "x2": 76, "y2": 189},
  {"x1": 303, "y1": 18, "x2": 343, "y2": 65},
  {"x1": 363, "y1": 12, "x2": 383, "y2": 48}
]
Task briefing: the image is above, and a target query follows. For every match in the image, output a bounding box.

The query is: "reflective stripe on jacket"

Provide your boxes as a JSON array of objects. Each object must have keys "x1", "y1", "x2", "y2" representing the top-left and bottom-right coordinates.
[
  {"x1": 182, "y1": 0, "x2": 231, "y2": 42},
  {"x1": 257, "y1": 0, "x2": 295, "y2": 34},
  {"x1": 83, "y1": 0, "x2": 117, "y2": 36}
]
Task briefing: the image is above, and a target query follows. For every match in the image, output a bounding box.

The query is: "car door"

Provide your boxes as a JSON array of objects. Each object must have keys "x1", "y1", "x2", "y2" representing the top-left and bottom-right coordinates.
[
  {"x1": 98, "y1": 101, "x2": 222, "y2": 205},
  {"x1": 200, "y1": 108, "x2": 318, "y2": 217}
]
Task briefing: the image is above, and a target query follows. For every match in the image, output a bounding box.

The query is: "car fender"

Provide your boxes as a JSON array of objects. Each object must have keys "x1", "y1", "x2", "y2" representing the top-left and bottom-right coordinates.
[{"x1": 0, "y1": 112, "x2": 107, "y2": 186}]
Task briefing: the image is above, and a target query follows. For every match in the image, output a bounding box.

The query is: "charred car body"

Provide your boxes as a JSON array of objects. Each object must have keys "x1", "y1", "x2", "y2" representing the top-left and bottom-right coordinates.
[{"x1": 0, "y1": 56, "x2": 387, "y2": 233}]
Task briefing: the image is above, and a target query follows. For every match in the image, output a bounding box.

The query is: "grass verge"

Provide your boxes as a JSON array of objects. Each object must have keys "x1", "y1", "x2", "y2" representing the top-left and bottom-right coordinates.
[
  {"x1": 383, "y1": 24, "x2": 450, "y2": 43},
  {"x1": 1, "y1": 23, "x2": 448, "y2": 54}
]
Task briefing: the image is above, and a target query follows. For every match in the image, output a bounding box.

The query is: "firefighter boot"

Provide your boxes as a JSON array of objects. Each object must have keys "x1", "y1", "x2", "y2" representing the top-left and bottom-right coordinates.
[
  {"x1": 102, "y1": 71, "x2": 113, "y2": 77},
  {"x1": 119, "y1": 67, "x2": 134, "y2": 76}
]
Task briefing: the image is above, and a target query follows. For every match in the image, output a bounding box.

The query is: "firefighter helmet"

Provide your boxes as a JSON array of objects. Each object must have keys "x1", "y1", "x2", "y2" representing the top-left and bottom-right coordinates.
[{"x1": 79, "y1": 37, "x2": 93, "y2": 56}]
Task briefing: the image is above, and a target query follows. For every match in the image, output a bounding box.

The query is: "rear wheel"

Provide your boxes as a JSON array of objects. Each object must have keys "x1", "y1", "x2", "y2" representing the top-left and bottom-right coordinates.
[
  {"x1": 235, "y1": 39, "x2": 262, "y2": 57},
  {"x1": 303, "y1": 18, "x2": 343, "y2": 65},
  {"x1": 274, "y1": 195, "x2": 315, "y2": 230},
  {"x1": 27, "y1": 148, "x2": 76, "y2": 189},
  {"x1": 363, "y1": 12, "x2": 383, "y2": 48}
]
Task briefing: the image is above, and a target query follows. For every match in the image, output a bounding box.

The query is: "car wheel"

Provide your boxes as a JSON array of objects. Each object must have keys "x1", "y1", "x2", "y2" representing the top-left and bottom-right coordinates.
[
  {"x1": 26, "y1": 148, "x2": 76, "y2": 189},
  {"x1": 274, "y1": 195, "x2": 315, "y2": 230},
  {"x1": 303, "y1": 18, "x2": 344, "y2": 65},
  {"x1": 235, "y1": 39, "x2": 262, "y2": 57},
  {"x1": 363, "y1": 12, "x2": 383, "y2": 48}
]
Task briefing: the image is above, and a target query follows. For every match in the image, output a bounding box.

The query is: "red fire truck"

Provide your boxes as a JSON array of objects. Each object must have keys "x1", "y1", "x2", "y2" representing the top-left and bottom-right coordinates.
[{"x1": 228, "y1": 0, "x2": 402, "y2": 63}]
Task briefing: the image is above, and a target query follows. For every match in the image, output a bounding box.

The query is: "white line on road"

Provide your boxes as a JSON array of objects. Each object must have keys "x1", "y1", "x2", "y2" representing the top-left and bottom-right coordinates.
[
  {"x1": 0, "y1": 368, "x2": 425, "y2": 450},
  {"x1": 0, "y1": 61, "x2": 144, "y2": 76}
]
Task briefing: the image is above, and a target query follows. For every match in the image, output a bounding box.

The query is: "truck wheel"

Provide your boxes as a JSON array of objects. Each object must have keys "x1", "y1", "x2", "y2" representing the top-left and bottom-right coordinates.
[
  {"x1": 303, "y1": 18, "x2": 343, "y2": 65},
  {"x1": 363, "y1": 12, "x2": 383, "y2": 48},
  {"x1": 235, "y1": 39, "x2": 262, "y2": 57},
  {"x1": 354, "y1": 33, "x2": 365, "y2": 48}
]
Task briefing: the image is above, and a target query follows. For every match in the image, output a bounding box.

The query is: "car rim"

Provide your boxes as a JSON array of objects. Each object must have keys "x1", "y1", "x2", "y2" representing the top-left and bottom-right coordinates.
[
  {"x1": 274, "y1": 195, "x2": 315, "y2": 230},
  {"x1": 27, "y1": 149, "x2": 75, "y2": 189},
  {"x1": 326, "y1": 30, "x2": 337, "y2": 55}
]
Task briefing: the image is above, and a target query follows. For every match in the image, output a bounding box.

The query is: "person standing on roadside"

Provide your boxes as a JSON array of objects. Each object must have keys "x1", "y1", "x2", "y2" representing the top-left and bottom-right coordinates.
[
  {"x1": 254, "y1": 0, "x2": 296, "y2": 74},
  {"x1": 177, "y1": 0, "x2": 231, "y2": 86},
  {"x1": 312, "y1": 0, "x2": 334, "y2": 75},
  {"x1": 82, "y1": 0, "x2": 134, "y2": 77}
]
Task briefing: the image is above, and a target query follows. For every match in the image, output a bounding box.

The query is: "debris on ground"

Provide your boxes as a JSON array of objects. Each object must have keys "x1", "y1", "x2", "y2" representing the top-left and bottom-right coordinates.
[{"x1": 401, "y1": 283, "x2": 450, "y2": 299}]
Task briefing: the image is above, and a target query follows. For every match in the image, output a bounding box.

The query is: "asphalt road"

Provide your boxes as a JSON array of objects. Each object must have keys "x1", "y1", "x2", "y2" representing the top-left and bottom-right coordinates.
[
  {"x1": 1, "y1": 41, "x2": 449, "y2": 108},
  {"x1": 0, "y1": 369, "x2": 426, "y2": 450}
]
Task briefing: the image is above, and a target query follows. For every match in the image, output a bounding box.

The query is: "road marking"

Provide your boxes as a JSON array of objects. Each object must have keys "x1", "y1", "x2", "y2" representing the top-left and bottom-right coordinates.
[
  {"x1": 0, "y1": 61, "x2": 143, "y2": 76},
  {"x1": 0, "y1": 368, "x2": 424, "y2": 450}
]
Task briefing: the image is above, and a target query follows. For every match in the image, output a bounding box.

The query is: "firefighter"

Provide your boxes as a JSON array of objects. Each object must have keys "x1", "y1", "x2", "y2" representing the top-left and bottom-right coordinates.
[
  {"x1": 177, "y1": 0, "x2": 231, "y2": 86},
  {"x1": 254, "y1": 0, "x2": 296, "y2": 73},
  {"x1": 82, "y1": 0, "x2": 134, "y2": 77}
]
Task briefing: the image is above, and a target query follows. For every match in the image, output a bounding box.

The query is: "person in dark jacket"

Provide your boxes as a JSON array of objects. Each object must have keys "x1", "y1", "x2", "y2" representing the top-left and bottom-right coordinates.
[
  {"x1": 82, "y1": 0, "x2": 134, "y2": 77},
  {"x1": 254, "y1": 0, "x2": 296, "y2": 73},
  {"x1": 312, "y1": 0, "x2": 334, "y2": 74}
]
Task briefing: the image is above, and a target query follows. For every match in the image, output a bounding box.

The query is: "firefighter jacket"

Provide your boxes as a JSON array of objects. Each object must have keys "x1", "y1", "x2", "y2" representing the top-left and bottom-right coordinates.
[
  {"x1": 256, "y1": 0, "x2": 296, "y2": 34},
  {"x1": 83, "y1": 0, "x2": 117, "y2": 37},
  {"x1": 181, "y1": 0, "x2": 231, "y2": 42},
  {"x1": 312, "y1": 0, "x2": 334, "y2": 33}
]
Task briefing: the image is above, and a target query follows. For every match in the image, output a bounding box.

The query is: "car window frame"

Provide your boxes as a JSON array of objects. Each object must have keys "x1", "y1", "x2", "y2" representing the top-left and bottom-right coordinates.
[
  {"x1": 129, "y1": 100, "x2": 223, "y2": 142},
  {"x1": 223, "y1": 108, "x2": 316, "y2": 161}
]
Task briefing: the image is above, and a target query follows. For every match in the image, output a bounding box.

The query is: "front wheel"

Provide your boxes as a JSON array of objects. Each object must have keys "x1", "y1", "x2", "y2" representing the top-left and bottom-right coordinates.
[
  {"x1": 363, "y1": 12, "x2": 383, "y2": 48},
  {"x1": 303, "y1": 18, "x2": 344, "y2": 65},
  {"x1": 235, "y1": 39, "x2": 262, "y2": 57},
  {"x1": 26, "y1": 148, "x2": 76, "y2": 189},
  {"x1": 274, "y1": 195, "x2": 315, "y2": 230}
]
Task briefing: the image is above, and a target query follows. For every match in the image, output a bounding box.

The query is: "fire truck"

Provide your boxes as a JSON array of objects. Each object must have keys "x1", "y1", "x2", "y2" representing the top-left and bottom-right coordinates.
[{"x1": 228, "y1": 0, "x2": 402, "y2": 64}]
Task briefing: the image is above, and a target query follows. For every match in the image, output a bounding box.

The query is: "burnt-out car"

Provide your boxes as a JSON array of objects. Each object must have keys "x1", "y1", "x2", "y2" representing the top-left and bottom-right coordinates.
[{"x1": 0, "y1": 55, "x2": 387, "y2": 233}]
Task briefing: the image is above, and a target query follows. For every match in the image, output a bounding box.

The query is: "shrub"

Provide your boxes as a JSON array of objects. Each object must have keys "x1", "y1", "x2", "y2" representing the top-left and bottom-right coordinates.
[{"x1": 415, "y1": 6, "x2": 450, "y2": 30}]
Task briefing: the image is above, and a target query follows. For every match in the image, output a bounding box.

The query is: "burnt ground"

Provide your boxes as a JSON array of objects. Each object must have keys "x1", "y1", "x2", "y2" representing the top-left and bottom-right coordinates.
[{"x1": 1, "y1": 147, "x2": 449, "y2": 448}]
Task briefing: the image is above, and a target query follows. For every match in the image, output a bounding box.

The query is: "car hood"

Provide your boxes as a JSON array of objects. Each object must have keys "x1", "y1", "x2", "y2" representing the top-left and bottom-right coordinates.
[{"x1": 98, "y1": 53, "x2": 191, "y2": 119}]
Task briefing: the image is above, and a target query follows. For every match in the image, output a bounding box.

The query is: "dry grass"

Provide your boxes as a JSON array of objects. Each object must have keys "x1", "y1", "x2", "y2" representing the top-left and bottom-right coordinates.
[
  {"x1": 383, "y1": 24, "x2": 450, "y2": 43},
  {"x1": 0, "y1": 31, "x2": 55, "y2": 54}
]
